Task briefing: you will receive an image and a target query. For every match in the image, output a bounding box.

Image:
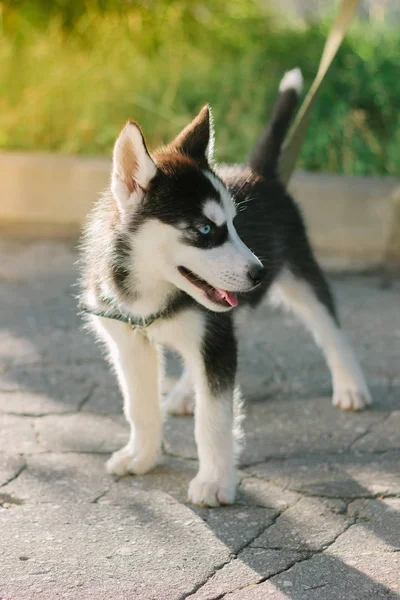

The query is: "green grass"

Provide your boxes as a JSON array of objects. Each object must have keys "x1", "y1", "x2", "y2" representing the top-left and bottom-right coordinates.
[{"x1": 1, "y1": 1, "x2": 399, "y2": 175}]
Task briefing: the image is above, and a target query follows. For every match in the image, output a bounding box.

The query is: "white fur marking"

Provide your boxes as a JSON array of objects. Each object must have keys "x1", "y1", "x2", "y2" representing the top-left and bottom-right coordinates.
[
  {"x1": 204, "y1": 171, "x2": 236, "y2": 221},
  {"x1": 203, "y1": 199, "x2": 226, "y2": 226},
  {"x1": 279, "y1": 67, "x2": 303, "y2": 95}
]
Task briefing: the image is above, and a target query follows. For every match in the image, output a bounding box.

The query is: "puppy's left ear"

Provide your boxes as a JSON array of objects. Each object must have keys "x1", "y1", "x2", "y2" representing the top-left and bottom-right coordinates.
[
  {"x1": 171, "y1": 105, "x2": 214, "y2": 166},
  {"x1": 111, "y1": 121, "x2": 157, "y2": 217}
]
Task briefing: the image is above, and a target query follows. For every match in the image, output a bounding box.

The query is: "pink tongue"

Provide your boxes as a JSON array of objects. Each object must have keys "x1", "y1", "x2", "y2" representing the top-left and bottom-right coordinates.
[{"x1": 215, "y1": 288, "x2": 238, "y2": 307}]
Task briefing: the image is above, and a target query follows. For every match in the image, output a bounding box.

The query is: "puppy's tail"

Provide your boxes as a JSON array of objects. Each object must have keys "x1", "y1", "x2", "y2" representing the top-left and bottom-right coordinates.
[{"x1": 249, "y1": 68, "x2": 303, "y2": 181}]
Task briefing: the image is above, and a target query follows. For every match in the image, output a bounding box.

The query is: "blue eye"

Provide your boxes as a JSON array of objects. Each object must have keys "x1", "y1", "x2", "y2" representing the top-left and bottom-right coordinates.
[{"x1": 198, "y1": 224, "x2": 211, "y2": 235}]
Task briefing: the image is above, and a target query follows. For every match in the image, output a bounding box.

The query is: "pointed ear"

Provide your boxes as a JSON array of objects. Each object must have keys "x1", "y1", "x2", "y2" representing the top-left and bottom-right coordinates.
[
  {"x1": 111, "y1": 121, "x2": 157, "y2": 215},
  {"x1": 170, "y1": 105, "x2": 214, "y2": 165}
]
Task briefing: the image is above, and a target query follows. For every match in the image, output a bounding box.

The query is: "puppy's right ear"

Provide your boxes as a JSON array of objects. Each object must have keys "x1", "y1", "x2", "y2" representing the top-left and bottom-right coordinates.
[{"x1": 111, "y1": 122, "x2": 157, "y2": 216}]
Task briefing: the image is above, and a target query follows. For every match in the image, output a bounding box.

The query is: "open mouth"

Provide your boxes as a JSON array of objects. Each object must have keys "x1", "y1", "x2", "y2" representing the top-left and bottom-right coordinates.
[{"x1": 178, "y1": 266, "x2": 238, "y2": 308}]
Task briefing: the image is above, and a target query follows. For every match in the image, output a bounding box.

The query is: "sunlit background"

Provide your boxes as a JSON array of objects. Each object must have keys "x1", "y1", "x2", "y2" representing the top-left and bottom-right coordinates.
[{"x1": 0, "y1": 0, "x2": 399, "y2": 175}]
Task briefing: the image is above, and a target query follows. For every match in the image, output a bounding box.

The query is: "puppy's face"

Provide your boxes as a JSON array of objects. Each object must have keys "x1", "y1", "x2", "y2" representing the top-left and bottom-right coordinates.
[{"x1": 110, "y1": 108, "x2": 264, "y2": 312}]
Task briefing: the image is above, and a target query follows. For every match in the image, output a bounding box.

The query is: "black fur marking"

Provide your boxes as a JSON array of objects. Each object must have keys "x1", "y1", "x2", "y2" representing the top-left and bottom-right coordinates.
[
  {"x1": 202, "y1": 312, "x2": 237, "y2": 395},
  {"x1": 249, "y1": 88, "x2": 300, "y2": 179},
  {"x1": 110, "y1": 233, "x2": 134, "y2": 297},
  {"x1": 154, "y1": 289, "x2": 195, "y2": 321}
]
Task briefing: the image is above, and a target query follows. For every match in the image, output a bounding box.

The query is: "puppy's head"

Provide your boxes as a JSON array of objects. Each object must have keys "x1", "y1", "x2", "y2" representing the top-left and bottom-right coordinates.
[{"x1": 110, "y1": 107, "x2": 264, "y2": 312}]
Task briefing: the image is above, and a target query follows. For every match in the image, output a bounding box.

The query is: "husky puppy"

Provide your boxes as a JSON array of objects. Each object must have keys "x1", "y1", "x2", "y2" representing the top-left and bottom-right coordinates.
[{"x1": 80, "y1": 68, "x2": 371, "y2": 507}]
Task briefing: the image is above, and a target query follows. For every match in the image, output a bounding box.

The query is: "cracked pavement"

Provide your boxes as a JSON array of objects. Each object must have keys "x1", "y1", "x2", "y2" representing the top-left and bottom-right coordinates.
[{"x1": 0, "y1": 240, "x2": 399, "y2": 600}]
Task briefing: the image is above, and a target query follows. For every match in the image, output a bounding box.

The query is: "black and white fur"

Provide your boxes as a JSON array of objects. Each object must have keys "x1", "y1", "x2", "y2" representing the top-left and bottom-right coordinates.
[{"x1": 80, "y1": 68, "x2": 371, "y2": 507}]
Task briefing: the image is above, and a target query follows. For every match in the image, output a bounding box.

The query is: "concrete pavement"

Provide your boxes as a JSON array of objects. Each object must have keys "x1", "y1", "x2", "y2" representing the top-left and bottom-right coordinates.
[{"x1": 0, "y1": 240, "x2": 399, "y2": 599}]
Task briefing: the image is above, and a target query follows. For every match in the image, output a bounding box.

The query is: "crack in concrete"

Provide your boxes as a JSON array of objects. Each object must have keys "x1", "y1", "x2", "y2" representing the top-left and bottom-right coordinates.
[
  {"x1": 303, "y1": 583, "x2": 328, "y2": 591},
  {"x1": 0, "y1": 462, "x2": 27, "y2": 489},
  {"x1": 77, "y1": 382, "x2": 96, "y2": 412},
  {"x1": 32, "y1": 419, "x2": 41, "y2": 449},
  {"x1": 240, "y1": 445, "x2": 397, "y2": 471},
  {"x1": 4, "y1": 409, "x2": 86, "y2": 418},
  {"x1": 216, "y1": 556, "x2": 311, "y2": 600},
  {"x1": 91, "y1": 489, "x2": 111, "y2": 504},
  {"x1": 181, "y1": 497, "x2": 301, "y2": 599},
  {"x1": 218, "y1": 516, "x2": 358, "y2": 599},
  {"x1": 240, "y1": 451, "x2": 400, "y2": 500},
  {"x1": 90, "y1": 474, "x2": 124, "y2": 504},
  {"x1": 178, "y1": 558, "x2": 235, "y2": 600},
  {"x1": 245, "y1": 480, "x2": 400, "y2": 502},
  {"x1": 236, "y1": 476, "x2": 302, "y2": 511},
  {"x1": 347, "y1": 412, "x2": 393, "y2": 451},
  {"x1": 1, "y1": 383, "x2": 97, "y2": 418}
]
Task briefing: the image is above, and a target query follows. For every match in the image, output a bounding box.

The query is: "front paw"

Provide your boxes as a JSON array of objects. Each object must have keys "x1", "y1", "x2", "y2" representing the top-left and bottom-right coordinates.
[
  {"x1": 188, "y1": 472, "x2": 237, "y2": 507},
  {"x1": 106, "y1": 444, "x2": 159, "y2": 476},
  {"x1": 333, "y1": 385, "x2": 372, "y2": 411}
]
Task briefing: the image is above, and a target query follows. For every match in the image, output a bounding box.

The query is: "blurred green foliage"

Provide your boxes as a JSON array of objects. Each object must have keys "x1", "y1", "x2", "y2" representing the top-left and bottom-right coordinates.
[{"x1": 0, "y1": 0, "x2": 399, "y2": 175}]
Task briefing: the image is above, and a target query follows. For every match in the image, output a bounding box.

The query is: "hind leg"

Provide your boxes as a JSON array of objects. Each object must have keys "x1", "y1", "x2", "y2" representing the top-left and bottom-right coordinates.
[
  {"x1": 271, "y1": 265, "x2": 371, "y2": 410},
  {"x1": 166, "y1": 366, "x2": 195, "y2": 416}
]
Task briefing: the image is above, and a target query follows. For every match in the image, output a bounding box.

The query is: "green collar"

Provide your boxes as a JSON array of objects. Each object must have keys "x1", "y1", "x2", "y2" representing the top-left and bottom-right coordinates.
[{"x1": 79, "y1": 296, "x2": 163, "y2": 329}]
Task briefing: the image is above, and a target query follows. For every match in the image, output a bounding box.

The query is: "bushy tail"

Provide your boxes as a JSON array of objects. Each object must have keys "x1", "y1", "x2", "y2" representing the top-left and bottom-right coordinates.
[{"x1": 249, "y1": 68, "x2": 303, "y2": 181}]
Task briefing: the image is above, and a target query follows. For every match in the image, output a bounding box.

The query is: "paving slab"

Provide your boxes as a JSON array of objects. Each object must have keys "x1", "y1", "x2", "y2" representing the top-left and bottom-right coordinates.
[
  {"x1": 224, "y1": 499, "x2": 400, "y2": 599},
  {"x1": 81, "y1": 375, "x2": 123, "y2": 414},
  {"x1": 100, "y1": 469, "x2": 278, "y2": 553},
  {"x1": 224, "y1": 553, "x2": 399, "y2": 599},
  {"x1": 34, "y1": 413, "x2": 128, "y2": 453},
  {"x1": 164, "y1": 413, "x2": 197, "y2": 459},
  {"x1": 352, "y1": 411, "x2": 400, "y2": 452},
  {"x1": 202, "y1": 505, "x2": 278, "y2": 552},
  {"x1": 0, "y1": 364, "x2": 93, "y2": 415},
  {"x1": 0, "y1": 330, "x2": 42, "y2": 367},
  {"x1": 238, "y1": 396, "x2": 387, "y2": 466},
  {"x1": 238, "y1": 477, "x2": 300, "y2": 510},
  {"x1": 188, "y1": 548, "x2": 307, "y2": 599},
  {"x1": 0, "y1": 314, "x2": 102, "y2": 368},
  {"x1": 0, "y1": 495, "x2": 232, "y2": 600},
  {"x1": 333, "y1": 276, "x2": 400, "y2": 380},
  {"x1": 247, "y1": 450, "x2": 400, "y2": 498},
  {"x1": 332, "y1": 498, "x2": 400, "y2": 553},
  {"x1": 1, "y1": 453, "x2": 113, "y2": 504},
  {"x1": 0, "y1": 414, "x2": 40, "y2": 454},
  {"x1": 250, "y1": 496, "x2": 348, "y2": 553},
  {"x1": 0, "y1": 453, "x2": 25, "y2": 487},
  {"x1": 99, "y1": 456, "x2": 198, "y2": 504}
]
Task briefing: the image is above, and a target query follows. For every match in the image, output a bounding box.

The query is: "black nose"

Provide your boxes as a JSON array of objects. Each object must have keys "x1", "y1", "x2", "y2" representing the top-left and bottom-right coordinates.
[{"x1": 247, "y1": 263, "x2": 266, "y2": 286}]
